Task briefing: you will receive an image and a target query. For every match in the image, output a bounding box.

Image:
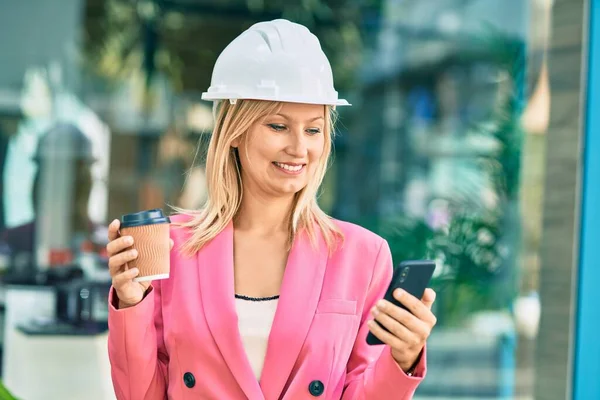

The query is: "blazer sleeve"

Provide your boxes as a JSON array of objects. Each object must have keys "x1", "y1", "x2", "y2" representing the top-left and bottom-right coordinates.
[
  {"x1": 342, "y1": 239, "x2": 427, "y2": 399},
  {"x1": 108, "y1": 282, "x2": 168, "y2": 400}
]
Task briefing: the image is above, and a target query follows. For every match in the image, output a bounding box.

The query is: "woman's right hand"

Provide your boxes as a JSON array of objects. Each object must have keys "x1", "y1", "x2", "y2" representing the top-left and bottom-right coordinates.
[{"x1": 107, "y1": 219, "x2": 173, "y2": 308}]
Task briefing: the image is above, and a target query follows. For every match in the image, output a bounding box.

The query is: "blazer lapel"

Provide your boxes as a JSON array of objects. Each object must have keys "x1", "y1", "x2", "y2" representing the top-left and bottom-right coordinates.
[
  {"x1": 197, "y1": 222, "x2": 264, "y2": 400},
  {"x1": 259, "y1": 228, "x2": 328, "y2": 400}
]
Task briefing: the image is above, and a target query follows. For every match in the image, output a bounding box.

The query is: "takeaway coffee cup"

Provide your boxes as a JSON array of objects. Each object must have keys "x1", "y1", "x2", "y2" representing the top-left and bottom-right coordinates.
[{"x1": 119, "y1": 209, "x2": 171, "y2": 282}]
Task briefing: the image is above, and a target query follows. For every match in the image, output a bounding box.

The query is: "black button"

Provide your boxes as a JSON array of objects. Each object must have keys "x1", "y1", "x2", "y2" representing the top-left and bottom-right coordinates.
[
  {"x1": 308, "y1": 380, "x2": 324, "y2": 396},
  {"x1": 183, "y1": 372, "x2": 195, "y2": 388}
]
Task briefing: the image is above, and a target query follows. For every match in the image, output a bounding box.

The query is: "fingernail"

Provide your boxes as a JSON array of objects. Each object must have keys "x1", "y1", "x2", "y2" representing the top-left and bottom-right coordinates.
[
  {"x1": 395, "y1": 289, "x2": 404, "y2": 298},
  {"x1": 377, "y1": 300, "x2": 386, "y2": 309},
  {"x1": 371, "y1": 307, "x2": 379, "y2": 316},
  {"x1": 131, "y1": 268, "x2": 139, "y2": 275},
  {"x1": 126, "y1": 237, "x2": 133, "y2": 245},
  {"x1": 131, "y1": 249, "x2": 138, "y2": 257}
]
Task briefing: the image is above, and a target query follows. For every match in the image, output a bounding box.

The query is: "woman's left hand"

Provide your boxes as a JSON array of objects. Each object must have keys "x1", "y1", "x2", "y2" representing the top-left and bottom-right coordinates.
[{"x1": 367, "y1": 288, "x2": 437, "y2": 372}]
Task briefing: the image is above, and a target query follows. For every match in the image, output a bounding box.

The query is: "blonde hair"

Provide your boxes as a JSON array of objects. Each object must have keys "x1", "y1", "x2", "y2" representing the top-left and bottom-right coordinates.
[{"x1": 171, "y1": 99, "x2": 343, "y2": 256}]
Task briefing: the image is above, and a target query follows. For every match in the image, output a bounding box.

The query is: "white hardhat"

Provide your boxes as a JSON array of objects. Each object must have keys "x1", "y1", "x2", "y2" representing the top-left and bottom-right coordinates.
[{"x1": 201, "y1": 19, "x2": 350, "y2": 107}]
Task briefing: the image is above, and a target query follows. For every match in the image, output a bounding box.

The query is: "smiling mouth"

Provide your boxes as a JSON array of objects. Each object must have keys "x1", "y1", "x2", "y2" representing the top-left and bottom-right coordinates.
[{"x1": 272, "y1": 162, "x2": 306, "y2": 174}]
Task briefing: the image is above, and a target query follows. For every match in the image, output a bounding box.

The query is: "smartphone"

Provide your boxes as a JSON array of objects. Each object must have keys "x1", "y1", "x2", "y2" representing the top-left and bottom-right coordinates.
[{"x1": 366, "y1": 260, "x2": 436, "y2": 345}]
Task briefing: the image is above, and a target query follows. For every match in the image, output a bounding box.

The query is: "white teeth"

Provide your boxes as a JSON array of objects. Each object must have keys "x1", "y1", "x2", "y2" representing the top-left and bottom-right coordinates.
[{"x1": 275, "y1": 162, "x2": 303, "y2": 172}]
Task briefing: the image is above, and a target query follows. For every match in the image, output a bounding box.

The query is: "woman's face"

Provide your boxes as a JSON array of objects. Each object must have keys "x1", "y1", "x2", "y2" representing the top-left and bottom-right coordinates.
[{"x1": 234, "y1": 102, "x2": 326, "y2": 200}]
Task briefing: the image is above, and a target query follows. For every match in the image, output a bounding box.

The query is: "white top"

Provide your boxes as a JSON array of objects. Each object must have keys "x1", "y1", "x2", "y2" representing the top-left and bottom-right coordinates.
[{"x1": 235, "y1": 295, "x2": 279, "y2": 380}]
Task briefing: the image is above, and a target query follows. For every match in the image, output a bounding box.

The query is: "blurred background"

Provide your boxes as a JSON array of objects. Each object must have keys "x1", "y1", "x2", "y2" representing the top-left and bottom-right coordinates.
[{"x1": 0, "y1": 0, "x2": 596, "y2": 399}]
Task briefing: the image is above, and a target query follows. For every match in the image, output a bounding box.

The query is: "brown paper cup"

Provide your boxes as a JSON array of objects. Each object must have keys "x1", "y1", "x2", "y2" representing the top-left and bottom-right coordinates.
[{"x1": 121, "y1": 222, "x2": 170, "y2": 282}]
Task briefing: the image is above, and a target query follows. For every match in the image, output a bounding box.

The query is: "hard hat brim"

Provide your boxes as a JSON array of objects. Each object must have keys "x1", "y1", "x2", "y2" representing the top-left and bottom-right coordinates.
[{"x1": 201, "y1": 92, "x2": 351, "y2": 107}]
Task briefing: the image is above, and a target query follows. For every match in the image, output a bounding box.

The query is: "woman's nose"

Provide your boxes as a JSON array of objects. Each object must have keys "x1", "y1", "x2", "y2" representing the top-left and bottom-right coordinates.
[{"x1": 285, "y1": 130, "x2": 308, "y2": 157}]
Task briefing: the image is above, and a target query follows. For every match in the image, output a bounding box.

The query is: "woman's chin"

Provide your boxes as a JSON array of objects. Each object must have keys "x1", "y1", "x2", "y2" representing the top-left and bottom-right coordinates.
[{"x1": 273, "y1": 183, "x2": 306, "y2": 197}]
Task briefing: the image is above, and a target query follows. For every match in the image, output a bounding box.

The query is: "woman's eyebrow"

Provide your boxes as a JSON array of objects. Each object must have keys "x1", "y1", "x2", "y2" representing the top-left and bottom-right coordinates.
[{"x1": 273, "y1": 113, "x2": 324, "y2": 122}]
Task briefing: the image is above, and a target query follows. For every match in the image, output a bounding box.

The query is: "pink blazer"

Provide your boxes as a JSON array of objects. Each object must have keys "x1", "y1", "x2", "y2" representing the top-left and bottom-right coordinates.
[{"x1": 108, "y1": 214, "x2": 427, "y2": 399}]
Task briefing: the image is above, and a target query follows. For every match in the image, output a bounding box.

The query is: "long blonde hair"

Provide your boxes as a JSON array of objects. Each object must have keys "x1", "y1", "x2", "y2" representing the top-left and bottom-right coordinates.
[{"x1": 172, "y1": 99, "x2": 343, "y2": 256}]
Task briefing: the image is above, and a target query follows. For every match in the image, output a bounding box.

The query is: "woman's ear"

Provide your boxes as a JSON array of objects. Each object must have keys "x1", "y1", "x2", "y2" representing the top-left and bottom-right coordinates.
[{"x1": 231, "y1": 136, "x2": 241, "y2": 148}]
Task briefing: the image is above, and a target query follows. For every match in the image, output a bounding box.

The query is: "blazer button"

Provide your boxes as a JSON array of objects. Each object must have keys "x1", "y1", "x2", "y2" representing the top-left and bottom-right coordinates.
[
  {"x1": 183, "y1": 372, "x2": 195, "y2": 388},
  {"x1": 308, "y1": 380, "x2": 324, "y2": 396}
]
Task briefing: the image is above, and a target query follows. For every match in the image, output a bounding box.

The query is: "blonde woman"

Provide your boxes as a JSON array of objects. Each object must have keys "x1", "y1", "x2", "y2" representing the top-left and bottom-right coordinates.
[{"x1": 106, "y1": 19, "x2": 436, "y2": 399}]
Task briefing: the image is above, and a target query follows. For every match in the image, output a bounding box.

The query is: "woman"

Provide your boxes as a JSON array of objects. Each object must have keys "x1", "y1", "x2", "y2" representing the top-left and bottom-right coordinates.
[{"x1": 107, "y1": 19, "x2": 437, "y2": 399}]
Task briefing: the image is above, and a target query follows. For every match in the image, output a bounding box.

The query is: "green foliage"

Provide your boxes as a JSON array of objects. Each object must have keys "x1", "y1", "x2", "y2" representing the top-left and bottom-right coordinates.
[
  {"x1": 354, "y1": 28, "x2": 526, "y2": 326},
  {"x1": 83, "y1": 0, "x2": 366, "y2": 92},
  {"x1": 0, "y1": 381, "x2": 18, "y2": 400},
  {"x1": 356, "y1": 210, "x2": 511, "y2": 326}
]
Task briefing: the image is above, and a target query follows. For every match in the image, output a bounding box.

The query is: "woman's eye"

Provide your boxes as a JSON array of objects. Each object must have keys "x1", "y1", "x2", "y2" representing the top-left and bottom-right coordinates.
[
  {"x1": 306, "y1": 128, "x2": 322, "y2": 135},
  {"x1": 268, "y1": 124, "x2": 286, "y2": 131}
]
